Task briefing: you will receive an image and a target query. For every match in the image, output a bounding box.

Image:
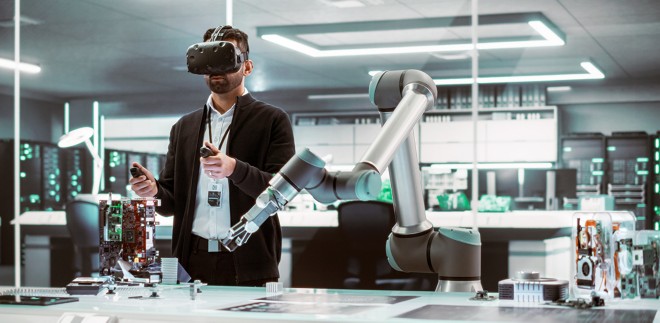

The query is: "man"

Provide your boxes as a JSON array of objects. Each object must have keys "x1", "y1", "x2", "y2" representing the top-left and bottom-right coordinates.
[{"x1": 129, "y1": 26, "x2": 295, "y2": 286}]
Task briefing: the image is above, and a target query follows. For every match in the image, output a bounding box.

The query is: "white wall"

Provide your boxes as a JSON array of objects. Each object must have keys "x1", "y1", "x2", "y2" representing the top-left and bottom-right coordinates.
[{"x1": 103, "y1": 116, "x2": 179, "y2": 154}]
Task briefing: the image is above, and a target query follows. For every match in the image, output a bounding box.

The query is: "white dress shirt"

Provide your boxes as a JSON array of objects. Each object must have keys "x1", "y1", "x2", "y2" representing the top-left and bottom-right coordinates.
[{"x1": 192, "y1": 91, "x2": 246, "y2": 240}]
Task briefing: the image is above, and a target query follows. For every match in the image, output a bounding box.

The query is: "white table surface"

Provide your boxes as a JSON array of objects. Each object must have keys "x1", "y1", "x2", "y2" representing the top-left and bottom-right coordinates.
[
  {"x1": 11, "y1": 210, "x2": 591, "y2": 229},
  {"x1": 0, "y1": 286, "x2": 657, "y2": 323}
]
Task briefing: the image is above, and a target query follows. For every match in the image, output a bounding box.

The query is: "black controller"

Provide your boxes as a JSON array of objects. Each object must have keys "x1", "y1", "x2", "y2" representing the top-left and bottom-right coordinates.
[
  {"x1": 130, "y1": 167, "x2": 144, "y2": 178},
  {"x1": 200, "y1": 146, "x2": 214, "y2": 158}
]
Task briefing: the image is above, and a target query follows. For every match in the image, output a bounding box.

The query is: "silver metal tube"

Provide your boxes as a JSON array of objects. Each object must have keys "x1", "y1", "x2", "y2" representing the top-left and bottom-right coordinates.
[
  {"x1": 359, "y1": 87, "x2": 431, "y2": 173},
  {"x1": 14, "y1": 0, "x2": 22, "y2": 288},
  {"x1": 381, "y1": 111, "x2": 433, "y2": 234}
]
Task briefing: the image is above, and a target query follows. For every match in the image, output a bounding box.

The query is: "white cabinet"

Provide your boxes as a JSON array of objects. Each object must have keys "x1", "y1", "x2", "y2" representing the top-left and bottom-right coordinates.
[
  {"x1": 294, "y1": 124, "x2": 355, "y2": 164},
  {"x1": 419, "y1": 107, "x2": 558, "y2": 163}
]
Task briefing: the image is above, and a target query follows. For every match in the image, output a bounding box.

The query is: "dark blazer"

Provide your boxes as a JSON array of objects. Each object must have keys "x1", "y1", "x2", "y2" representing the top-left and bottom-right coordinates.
[{"x1": 154, "y1": 93, "x2": 295, "y2": 282}]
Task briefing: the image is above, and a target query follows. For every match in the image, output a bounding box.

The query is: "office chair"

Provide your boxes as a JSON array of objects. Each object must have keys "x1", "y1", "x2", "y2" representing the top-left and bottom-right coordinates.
[
  {"x1": 338, "y1": 200, "x2": 430, "y2": 290},
  {"x1": 65, "y1": 195, "x2": 100, "y2": 277}
]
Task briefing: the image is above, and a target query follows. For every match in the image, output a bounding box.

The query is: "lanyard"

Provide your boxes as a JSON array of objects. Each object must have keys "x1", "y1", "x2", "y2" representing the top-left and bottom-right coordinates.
[{"x1": 207, "y1": 106, "x2": 232, "y2": 150}]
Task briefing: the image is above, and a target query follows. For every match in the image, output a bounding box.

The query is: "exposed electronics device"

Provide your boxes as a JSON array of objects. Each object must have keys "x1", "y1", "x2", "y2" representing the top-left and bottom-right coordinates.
[
  {"x1": 498, "y1": 271, "x2": 569, "y2": 302},
  {"x1": 99, "y1": 197, "x2": 161, "y2": 281},
  {"x1": 66, "y1": 277, "x2": 111, "y2": 295}
]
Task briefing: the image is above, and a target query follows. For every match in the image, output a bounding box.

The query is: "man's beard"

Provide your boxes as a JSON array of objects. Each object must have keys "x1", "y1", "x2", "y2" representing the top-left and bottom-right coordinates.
[{"x1": 206, "y1": 73, "x2": 242, "y2": 94}]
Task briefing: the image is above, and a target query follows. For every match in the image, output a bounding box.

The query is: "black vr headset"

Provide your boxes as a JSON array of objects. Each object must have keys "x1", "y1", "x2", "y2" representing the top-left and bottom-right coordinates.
[{"x1": 186, "y1": 25, "x2": 249, "y2": 75}]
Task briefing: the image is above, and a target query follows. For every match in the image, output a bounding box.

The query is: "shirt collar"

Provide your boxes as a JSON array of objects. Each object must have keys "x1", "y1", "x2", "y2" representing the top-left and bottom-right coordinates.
[{"x1": 206, "y1": 88, "x2": 248, "y2": 117}]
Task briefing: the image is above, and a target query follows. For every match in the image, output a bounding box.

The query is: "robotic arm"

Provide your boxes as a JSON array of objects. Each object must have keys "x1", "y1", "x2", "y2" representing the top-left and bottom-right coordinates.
[{"x1": 221, "y1": 70, "x2": 482, "y2": 292}]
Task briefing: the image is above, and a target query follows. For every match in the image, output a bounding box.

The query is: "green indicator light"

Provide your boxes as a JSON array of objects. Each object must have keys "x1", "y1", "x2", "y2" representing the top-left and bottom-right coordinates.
[
  {"x1": 656, "y1": 152, "x2": 659, "y2": 161},
  {"x1": 637, "y1": 170, "x2": 649, "y2": 175},
  {"x1": 19, "y1": 156, "x2": 25, "y2": 161},
  {"x1": 50, "y1": 191, "x2": 55, "y2": 196},
  {"x1": 636, "y1": 216, "x2": 646, "y2": 221},
  {"x1": 637, "y1": 157, "x2": 649, "y2": 162},
  {"x1": 20, "y1": 172, "x2": 26, "y2": 178},
  {"x1": 656, "y1": 164, "x2": 659, "y2": 174},
  {"x1": 23, "y1": 144, "x2": 28, "y2": 148},
  {"x1": 656, "y1": 222, "x2": 659, "y2": 231},
  {"x1": 72, "y1": 175, "x2": 78, "y2": 180},
  {"x1": 656, "y1": 138, "x2": 659, "y2": 148},
  {"x1": 592, "y1": 158, "x2": 604, "y2": 163},
  {"x1": 607, "y1": 146, "x2": 616, "y2": 151},
  {"x1": 563, "y1": 147, "x2": 572, "y2": 152},
  {"x1": 109, "y1": 176, "x2": 116, "y2": 183},
  {"x1": 637, "y1": 203, "x2": 646, "y2": 208},
  {"x1": 656, "y1": 183, "x2": 659, "y2": 193},
  {"x1": 109, "y1": 163, "x2": 116, "y2": 167},
  {"x1": 592, "y1": 170, "x2": 604, "y2": 176}
]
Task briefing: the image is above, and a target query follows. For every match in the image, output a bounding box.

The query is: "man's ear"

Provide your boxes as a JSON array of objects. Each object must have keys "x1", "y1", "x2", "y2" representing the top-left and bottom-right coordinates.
[{"x1": 243, "y1": 60, "x2": 253, "y2": 76}]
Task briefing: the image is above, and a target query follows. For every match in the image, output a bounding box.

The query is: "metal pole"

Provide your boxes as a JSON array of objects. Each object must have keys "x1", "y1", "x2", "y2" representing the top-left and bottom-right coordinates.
[
  {"x1": 470, "y1": 0, "x2": 479, "y2": 231},
  {"x1": 13, "y1": 0, "x2": 21, "y2": 287},
  {"x1": 226, "y1": 0, "x2": 233, "y2": 26}
]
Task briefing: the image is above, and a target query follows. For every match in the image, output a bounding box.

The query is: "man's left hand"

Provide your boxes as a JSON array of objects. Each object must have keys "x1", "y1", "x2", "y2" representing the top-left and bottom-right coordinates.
[{"x1": 200, "y1": 141, "x2": 236, "y2": 179}]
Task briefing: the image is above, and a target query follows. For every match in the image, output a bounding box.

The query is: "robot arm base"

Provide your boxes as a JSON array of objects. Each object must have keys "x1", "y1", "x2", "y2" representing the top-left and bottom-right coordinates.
[{"x1": 386, "y1": 227, "x2": 482, "y2": 292}]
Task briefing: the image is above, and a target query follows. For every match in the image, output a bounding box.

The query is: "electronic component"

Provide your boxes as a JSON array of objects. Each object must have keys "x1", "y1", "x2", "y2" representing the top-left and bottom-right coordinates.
[
  {"x1": 99, "y1": 197, "x2": 161, "y2": 281},
  {"x1": 498, "y1": 271, "x2": 568, "y2": 302},
  {"x1": 0, "y1": 295, "x2": 78, "y2": 306},
  {"x1": 572, "y1": 213, "x2": 616, "y2": 298},
  {"x1": 66, "y1": 277, "x2": 111, "y2": 295},
  {"x1": 633, "y1": 237, "x2": 660, "y2": 298}
]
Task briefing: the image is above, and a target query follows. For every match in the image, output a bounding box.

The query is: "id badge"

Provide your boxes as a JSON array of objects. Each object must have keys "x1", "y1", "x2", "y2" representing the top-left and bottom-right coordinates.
[{"x1": 207, "y1": 182, "x2": 222, "y2": 207}]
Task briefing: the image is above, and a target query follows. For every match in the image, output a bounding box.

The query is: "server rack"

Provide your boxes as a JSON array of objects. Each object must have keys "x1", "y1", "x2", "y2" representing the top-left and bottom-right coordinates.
[
  {"x1": 653, "y1": 131, "x2": 660, "y2": 230},
  {"x1": 560, "y1": 133, "x2": 606, "y2": 206},
  {"x1": 605, "y1": 132, "x2": 651, "y2": 230},
  {"x1": 62, "y1": 147, "x2": 93, "y2": 203},
  {"x1": 104, "y1": 149, "x2": 129, "y2": 196},
  {"x1": 0, "y1": 140, "x2": 73, "y2": 265}
]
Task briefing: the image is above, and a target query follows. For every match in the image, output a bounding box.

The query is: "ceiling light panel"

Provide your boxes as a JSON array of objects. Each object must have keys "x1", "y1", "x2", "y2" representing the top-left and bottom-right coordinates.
[
  {"x1": 431, "y1": 61, "x2": 604, "y2": 85},
  {"x1": 257, "y1": 12, "x2": 565, "y2": 57}
]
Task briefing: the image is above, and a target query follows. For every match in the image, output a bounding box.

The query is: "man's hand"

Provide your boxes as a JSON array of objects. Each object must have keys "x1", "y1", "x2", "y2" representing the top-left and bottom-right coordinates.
[
  {"x1": 200, "y1": 141, "x2": 236, "y2": 180},
  {"x1": 128, "y1": 162, "x2": 158, "y2": 197}
]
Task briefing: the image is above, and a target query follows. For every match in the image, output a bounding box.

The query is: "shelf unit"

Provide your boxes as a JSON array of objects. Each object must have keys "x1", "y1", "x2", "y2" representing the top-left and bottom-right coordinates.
[
  {"x1": 292, "y1": 111, "x2": 396, "y2": 165},
  {"x1": 419, "y1": 106, "x2": 558, "y2": 163},
  {"x1": 436, "y1": 84, "x2": 547, "y2": 110}
]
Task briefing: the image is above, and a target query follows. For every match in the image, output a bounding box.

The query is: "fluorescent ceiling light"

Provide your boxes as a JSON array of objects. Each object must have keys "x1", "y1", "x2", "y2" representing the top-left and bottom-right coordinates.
[
  {"x1": 308, "y1": 93, "x2": 370, "y2": 100},
  {"x1": 258, "y1": 13, "x2": 565, "y2": 58},
  {"x1": 430, "y1": 162, "x2": 553, "y2": 169},
  {"x1": 546, "y1": 86, "x2": 572, "y2": 92},
  {"x1": 432, "y1": 61, "x2": 604, "y2": 85},
  {"x1": 0, "y1": 57, "x2": 41, "y2": 74}
]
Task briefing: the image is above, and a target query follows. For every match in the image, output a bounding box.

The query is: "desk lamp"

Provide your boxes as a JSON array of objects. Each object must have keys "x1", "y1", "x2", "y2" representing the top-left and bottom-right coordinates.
[{"x1": 57, "y1": 127, "x2": 103, "y2": 196}]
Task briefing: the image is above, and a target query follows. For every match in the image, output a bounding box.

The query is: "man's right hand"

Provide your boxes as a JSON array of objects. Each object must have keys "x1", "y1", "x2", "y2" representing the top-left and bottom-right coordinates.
[{"x1": 128, "y1": 162, "x2": 158, "y2": 197}]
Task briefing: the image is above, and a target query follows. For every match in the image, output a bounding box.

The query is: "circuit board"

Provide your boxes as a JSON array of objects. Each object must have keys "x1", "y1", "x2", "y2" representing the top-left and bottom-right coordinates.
[
  {"x1": 99, "y1": 198, "x2": 160, "y2": 278},
  {"x1": 633, "y1": 237, "x2": 659, "y2": 298}
]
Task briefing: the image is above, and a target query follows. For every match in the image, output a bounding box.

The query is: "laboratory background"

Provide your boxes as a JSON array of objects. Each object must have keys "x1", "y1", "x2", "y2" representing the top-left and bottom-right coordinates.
[{"x1": 0, "y1": 0, "x2": 659, "y2": 322}]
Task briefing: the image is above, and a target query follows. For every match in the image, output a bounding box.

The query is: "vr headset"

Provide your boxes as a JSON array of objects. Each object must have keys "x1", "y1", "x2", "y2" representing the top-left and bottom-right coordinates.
[{"x1": 186, "y1": 25, "x2": 248, "y2": 75}]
